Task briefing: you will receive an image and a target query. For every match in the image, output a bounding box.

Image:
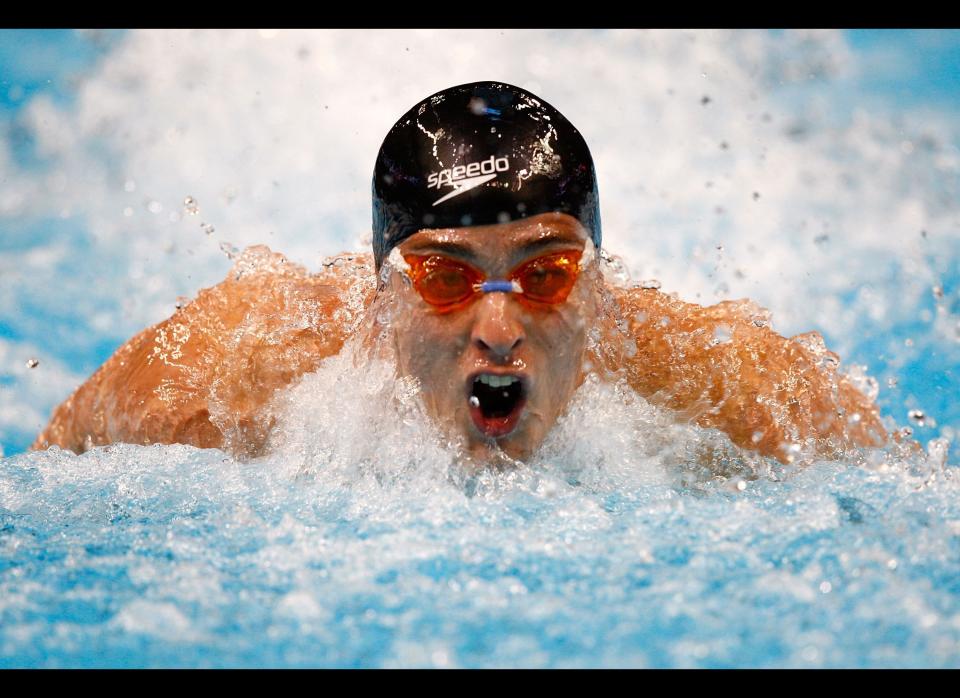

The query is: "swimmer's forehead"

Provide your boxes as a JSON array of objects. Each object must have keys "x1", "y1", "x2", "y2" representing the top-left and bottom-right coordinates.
[{"x1": 399, "y1": 212, "x2": 588, "y2": 267}]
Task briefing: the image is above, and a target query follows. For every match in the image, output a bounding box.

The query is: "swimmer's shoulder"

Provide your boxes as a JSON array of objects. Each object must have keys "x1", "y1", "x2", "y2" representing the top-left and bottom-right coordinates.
[{"x1": 32, "y1": 246, "x2": 378, "y2": 456}]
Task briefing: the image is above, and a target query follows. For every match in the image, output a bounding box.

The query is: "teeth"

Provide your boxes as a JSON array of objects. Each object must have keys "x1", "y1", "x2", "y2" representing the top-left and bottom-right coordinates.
[{"x1": 476, "y1": 374, "x2": 519, "y2": 388}]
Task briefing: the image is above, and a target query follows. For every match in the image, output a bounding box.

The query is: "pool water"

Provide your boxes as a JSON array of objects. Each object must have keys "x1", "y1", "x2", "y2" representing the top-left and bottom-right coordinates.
[{"x1": 2, "y1": 29, "x2": 960, "y2": 667}]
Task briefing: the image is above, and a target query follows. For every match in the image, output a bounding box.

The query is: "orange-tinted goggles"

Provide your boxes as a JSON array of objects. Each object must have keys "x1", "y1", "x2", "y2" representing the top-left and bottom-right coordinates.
[{"x1": 402, "y1": 250, "x2": 584, "y2": 312}]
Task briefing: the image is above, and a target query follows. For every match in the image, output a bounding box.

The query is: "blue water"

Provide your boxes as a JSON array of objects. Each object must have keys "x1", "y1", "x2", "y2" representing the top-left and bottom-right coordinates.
[
  {"x1": 2, "y1": 30, "x2": 960, "y2": 668},
  {"x1": 2, "y1": 440, "x2": 958, "y2": 669}
]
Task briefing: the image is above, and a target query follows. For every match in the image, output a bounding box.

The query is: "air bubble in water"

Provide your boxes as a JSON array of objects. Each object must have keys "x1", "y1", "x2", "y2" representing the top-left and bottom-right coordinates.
[
  {"x1": 201, "y1": 223, "x2": 216, "y2": 235},
  {"x1": 932, "y1": 285, "x2": 944, "y2": 299},
  {"x1": 183, "y1": 196, "x2": 199, "y2": 215},
  {"x1": 26, "y1": 358, "x2": 39, "y2": 369}
]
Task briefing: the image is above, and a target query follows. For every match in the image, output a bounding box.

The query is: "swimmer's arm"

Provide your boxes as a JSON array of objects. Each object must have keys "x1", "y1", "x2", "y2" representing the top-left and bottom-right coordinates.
[
  {"x1": 31, "y1": 247, "x2": 375, "y2": 457},
  {"x1": 609, "y1": 287, "x2": 888, "y2": 464}
]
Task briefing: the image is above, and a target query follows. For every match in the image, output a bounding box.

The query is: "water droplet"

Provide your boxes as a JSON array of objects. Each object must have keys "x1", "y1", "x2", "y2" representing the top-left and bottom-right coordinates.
[
  {"x1": 640, "y1": 279, "x2": 661, "y2": 290},
  {"x1": 886, "y1": 558, "x2": 898, "y2": 571},
  {"x1": 711, "y1": 324, "x2": 732, "y2": 346},
  {"x1": 124, "y1": 179, "x2": 136, "y2": 192},
  {"x1": 26, "y1": 358, "x2": 39, "y2": 369},
  {"x1": 468, "y1": 396, "x2": 479, "y2": 408},
  {"x1": 887, "y1": 377, "x2": 898, "y2": 388},
  {"x1": 908, "y1": 409, "x2": 932, "y2": 427},
  {"x1": 183, "y1": 196, "x2": 199, "y2": 215},
  {"x1": 219, "y1": 241, "x2": 239, "y2": 260},
  {"x1": 736, "y1": 480, "x2": 747, "y2": 491},
  {"x1": 201, "y1": 223, "x2": 216, "y2": 235},
  {"x1": 932, "y1": 285, "x2": 944, "y2": 299},
  {"x1": 904, "y1": 338, "x2": 914, "y2": 347},
  {"x1": 819, "y1": 581, "x2": 832, "y2": 594}
]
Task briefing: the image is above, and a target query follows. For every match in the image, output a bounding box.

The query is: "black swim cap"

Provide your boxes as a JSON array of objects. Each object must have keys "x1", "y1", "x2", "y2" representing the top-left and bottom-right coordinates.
[{"x1": 372, "y1": 81, "x2": 601, "y2": 270}]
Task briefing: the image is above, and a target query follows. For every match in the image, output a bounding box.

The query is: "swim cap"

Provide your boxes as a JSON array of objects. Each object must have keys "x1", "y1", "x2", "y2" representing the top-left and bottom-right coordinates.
[{"x1": 372, "y1": 81, "x2": 601, "y2": 270}]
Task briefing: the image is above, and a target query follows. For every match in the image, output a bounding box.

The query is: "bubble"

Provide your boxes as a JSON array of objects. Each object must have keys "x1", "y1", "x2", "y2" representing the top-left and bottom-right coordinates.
[
  {"x1": 887, "y1": 377, "x2": 898, "y2": 388},
  {"x1": 640, "y1": 279, "x2": 661, "y2": 290},
  {"x1": 124, "y1": 179, "x2": 136, "y2": 192},
  {"x1": 183, "y1": 196, "x2": 199, "y2": 215},
  {"x1": 819, "y1": 581, "x2": 832, "y2": 594},
  {"x1": 201, "y1": 223, "x2": 216, "y2": 235},
  {"x1": 469, "y1": 396, "x2": 480, "y2": 408},
  {"x1": 146, "y1": 200, "x2": 163, "y2": 214},
  {"x1": 26, "y1": 358, "x2": 39, "y2": 369},
  {"x1": 932, "y1": 285, "x2": 944, "y2": 299}
]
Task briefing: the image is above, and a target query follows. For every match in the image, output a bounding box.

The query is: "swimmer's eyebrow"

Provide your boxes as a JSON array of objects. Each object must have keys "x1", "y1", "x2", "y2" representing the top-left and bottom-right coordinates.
[
  {"x1": 510, "y1": 232, "x2": 585, "y2": 262},
  {"x1": 406, "y1": 240, "x2": 477, "y2": 262},
  {"x1": 407, "y1": 230, "x2": 586, "y2": 267}
]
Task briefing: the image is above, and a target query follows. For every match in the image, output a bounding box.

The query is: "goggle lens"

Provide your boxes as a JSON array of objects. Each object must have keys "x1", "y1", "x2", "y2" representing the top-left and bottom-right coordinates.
[
  {"x1": 403, "y1": 250, "x2": 583, "y2": 310},
  {"x1": 513, "y1": 252, "x2": 582, "y2": 304}
]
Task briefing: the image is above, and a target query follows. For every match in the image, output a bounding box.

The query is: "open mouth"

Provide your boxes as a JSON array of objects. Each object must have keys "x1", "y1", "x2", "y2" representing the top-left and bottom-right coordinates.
[{"x1": 466, "y1": 373, "x2": 528, "y2": 439}]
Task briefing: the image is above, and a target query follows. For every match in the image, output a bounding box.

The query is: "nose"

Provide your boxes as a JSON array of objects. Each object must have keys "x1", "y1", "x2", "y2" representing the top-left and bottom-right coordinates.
[{"x1": 470, "y1": 291, "x2": 525, "y2": 360}]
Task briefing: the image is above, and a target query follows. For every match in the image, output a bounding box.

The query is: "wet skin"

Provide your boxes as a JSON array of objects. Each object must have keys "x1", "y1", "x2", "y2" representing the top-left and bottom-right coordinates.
[
  {"x1": 387, "y1": 213, "x2": 594, "y2": 462},
  {"x1": 31, "y1": 212, "x2": 891, "y2": 465}
]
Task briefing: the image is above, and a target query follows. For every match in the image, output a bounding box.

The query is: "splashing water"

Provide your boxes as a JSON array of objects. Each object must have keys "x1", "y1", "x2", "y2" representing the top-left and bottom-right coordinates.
[
  {"x1": 2, "y1": 29, "x2": 960, "y2": 668},
  {"x1": 3, "y1": 256, "x2": 960, "y2": 667}
]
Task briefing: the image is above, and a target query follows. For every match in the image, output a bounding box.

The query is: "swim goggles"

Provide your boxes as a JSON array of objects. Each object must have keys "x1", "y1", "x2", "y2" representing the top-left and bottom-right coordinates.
[{"x1": 402, "y1": 249, "x2": 584, "y2": 313}]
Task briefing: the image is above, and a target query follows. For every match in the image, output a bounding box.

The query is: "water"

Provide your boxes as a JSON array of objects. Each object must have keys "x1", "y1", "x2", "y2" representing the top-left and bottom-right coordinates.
[
  {"x1": 2, "y1": 29, "x2": 960, "y2": 667},
  {"x1": 2, "y1": 416, "x2": 958, "y2": 667}
]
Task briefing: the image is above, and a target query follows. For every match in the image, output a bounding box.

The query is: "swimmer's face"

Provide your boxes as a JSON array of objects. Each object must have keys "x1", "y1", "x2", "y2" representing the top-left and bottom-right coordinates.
[{"x1": 384, "y1": 212, "x2": 598, "y2": 462}]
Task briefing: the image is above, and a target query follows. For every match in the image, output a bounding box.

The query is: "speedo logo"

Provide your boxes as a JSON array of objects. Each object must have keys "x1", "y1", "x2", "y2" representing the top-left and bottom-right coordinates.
[{"x1": 427, "y1": 156, "x2": 510, "y2": 206}]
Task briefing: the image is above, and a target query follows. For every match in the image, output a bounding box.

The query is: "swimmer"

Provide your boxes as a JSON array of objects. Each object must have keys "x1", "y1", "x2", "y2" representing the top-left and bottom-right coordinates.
[{"x1": 31, "y1": 81, "x2": 888, "y2": 466}]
